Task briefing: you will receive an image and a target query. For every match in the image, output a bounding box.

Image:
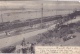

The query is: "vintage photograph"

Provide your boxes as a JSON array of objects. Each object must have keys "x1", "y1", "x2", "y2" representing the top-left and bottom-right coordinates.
[{"x1": 0, "y1": 1, "x2": 80, "y2": 53}]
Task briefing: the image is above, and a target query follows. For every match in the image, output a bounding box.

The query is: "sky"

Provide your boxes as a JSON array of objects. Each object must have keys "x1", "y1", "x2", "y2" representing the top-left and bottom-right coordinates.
[
  {"x1": 0, "y1": 1, "x2": 80, "y2": 10},
  {"x1": 0, "y1": 1, "x2": 80, "y2": 15},
  {"x1": 0, "y1": 1, "x2": 80, "y2": 22}
]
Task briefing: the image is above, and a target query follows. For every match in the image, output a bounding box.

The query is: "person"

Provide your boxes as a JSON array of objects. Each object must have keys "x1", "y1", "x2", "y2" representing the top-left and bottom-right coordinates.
[
  {"x1": 15, "y1": 44, "x2": 22, "y2": 53},
  {"x1": 30, "y1": 43, "x2": 35, "y2": 54},
  {"x1": 26, "y1": 42, "x2": 31, "y2": 53},
  {"x1": 21, "y1": 38, "x2": 27, "y2": 53}
]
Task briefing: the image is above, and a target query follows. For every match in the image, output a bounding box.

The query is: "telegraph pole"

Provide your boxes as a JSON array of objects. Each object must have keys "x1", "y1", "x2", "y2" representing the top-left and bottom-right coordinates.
[
  {"x1": 1, "y1": 10, "x2": 3, "y2": 23},
  {"x1": 41, "y1": 2, "x2": 44, "y2": 28}
]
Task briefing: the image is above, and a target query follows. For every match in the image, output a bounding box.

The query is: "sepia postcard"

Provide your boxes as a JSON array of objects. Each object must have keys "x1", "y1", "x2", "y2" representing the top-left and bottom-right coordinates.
[{"x1": 0, "y1": 0, "x2": 80, "y2": 54}]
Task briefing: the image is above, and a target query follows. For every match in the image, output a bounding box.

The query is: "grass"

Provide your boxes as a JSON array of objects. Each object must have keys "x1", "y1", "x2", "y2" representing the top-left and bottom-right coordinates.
[{"x1": 26, "y1": 21, "x2": 80, "y2": 46}]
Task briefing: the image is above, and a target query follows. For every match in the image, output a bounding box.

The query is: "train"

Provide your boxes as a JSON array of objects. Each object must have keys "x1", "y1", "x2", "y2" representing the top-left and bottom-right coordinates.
[
  {"x1": 0, "y1": 10, "x2": 80, "y2": 53},
  {"x1": 0, "y1": 15, "x2": 62, "y2": 32},
  {"x1": 0, "y1": 10, "x2": 80, "y2": 32}
]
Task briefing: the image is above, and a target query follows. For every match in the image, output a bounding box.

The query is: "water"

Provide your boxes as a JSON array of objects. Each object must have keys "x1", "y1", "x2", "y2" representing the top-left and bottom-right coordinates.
[{"x1": 0, "y1": 10, "x2": 73, "y2": 22}]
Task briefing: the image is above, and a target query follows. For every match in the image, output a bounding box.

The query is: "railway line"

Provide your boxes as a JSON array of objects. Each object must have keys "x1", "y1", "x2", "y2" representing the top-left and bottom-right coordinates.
[
  {"x1": 0, "y1": 23, "x2": 57, "y2": 49},
  {"x1": 0, "y1": 10, "x2": 79, "y2": 32},
  {"x1": 0, "y1": 10, "x2": 80, "y2": 53}
]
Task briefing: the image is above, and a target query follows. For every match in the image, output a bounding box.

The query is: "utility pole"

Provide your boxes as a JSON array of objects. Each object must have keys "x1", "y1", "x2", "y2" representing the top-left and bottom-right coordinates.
[
  {"x1": 1, "y1": 10, "x2": 3, "y2": 23},
  {"x1": 41, "y1": 2, "x2": 44, "y2": 28}
]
